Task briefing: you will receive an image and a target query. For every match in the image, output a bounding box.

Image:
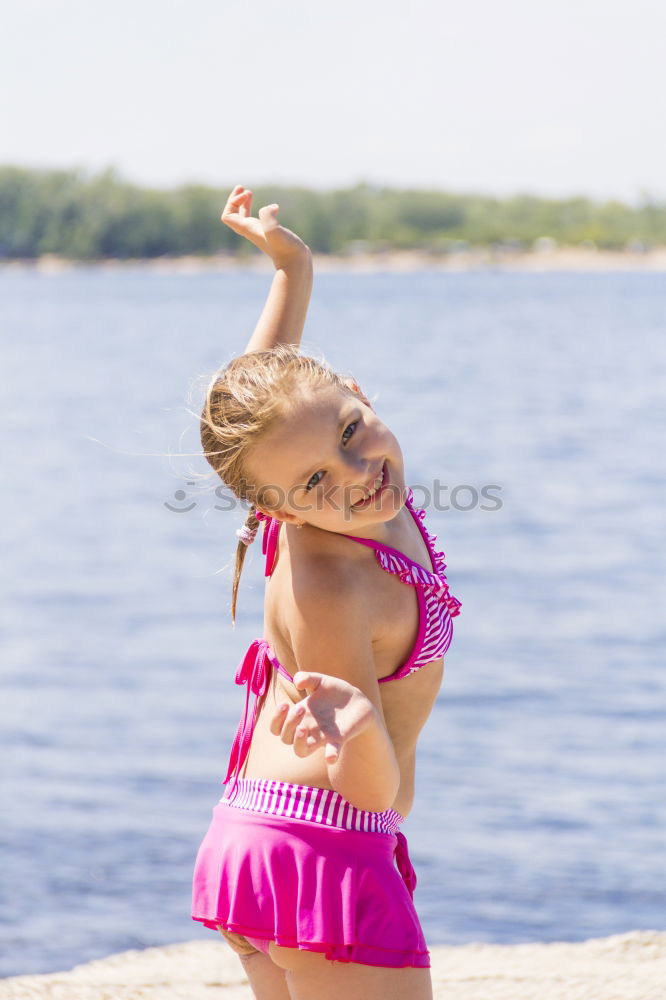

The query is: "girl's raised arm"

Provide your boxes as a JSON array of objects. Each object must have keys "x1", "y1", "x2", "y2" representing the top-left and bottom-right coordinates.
[{"x1": 221, "y1": 185, "x2": 313, "y2": 354}]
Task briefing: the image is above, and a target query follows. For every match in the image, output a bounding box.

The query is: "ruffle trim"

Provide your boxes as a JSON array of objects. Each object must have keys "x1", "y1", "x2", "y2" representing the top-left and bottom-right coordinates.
[
  {"x1": 192, "y1": 916, "x2": 430, "y2": 967},
  {"x1": 375, "y1": 489, "x2": 461, "y2": 617}
]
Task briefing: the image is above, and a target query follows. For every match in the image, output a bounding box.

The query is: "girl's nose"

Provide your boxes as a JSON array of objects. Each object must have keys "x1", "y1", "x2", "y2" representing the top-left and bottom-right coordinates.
[{"x1": 340, "y1": 452, "x2": 370, "y2": 483}]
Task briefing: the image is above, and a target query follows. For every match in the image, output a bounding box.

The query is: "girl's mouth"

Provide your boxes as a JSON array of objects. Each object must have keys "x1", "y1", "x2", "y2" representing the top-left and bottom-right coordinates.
[{"x1": 351, "y1": 462, "x2": 388, "y2": 510}]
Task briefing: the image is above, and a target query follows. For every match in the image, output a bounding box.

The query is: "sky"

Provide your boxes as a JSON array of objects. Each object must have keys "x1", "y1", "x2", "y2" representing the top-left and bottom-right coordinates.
[{"x1": 2, "y1": 0, "x2": 665, "y2": 202}]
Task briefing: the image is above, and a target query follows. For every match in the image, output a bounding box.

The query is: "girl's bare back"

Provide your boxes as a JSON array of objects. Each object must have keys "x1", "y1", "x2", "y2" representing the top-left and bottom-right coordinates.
[{"x1": 242, "y1": 506, "x2": 446, "y2": 819}]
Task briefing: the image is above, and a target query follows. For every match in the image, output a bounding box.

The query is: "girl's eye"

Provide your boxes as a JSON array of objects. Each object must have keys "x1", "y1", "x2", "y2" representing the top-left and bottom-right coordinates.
[
  {"x1": 305, "y1": 423, "x2": 357, "y2": 492},
  {"x1": 342, "y1": 421, "x2": 357, "y2": 443},
  {"x1": 305, "y1": 470, "x2": 324, "y2": 493}
]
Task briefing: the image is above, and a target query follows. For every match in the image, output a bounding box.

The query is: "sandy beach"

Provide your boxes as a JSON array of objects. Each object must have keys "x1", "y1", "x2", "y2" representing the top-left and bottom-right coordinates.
[
  {"x1": 3, "y1": 246, "x2": 666, "y2": 275},
  {"x1": 1, "y1": 931, "x2": 664, "y2": 999}
]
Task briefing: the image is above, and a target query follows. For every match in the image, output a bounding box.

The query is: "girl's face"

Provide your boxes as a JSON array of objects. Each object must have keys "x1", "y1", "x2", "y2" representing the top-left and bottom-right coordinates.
[{"x1": 246, "y1": 383, "x2": 407, "y2": 536}]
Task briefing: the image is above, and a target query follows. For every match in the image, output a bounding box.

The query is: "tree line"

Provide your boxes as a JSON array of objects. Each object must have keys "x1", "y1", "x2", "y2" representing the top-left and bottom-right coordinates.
[{"x1": 1, "y1": 165, "x2": 664, "y2": 260}]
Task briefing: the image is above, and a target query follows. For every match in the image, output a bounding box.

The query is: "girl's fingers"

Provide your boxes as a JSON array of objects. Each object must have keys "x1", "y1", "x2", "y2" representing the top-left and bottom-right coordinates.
[
  {"x1": 293, "y1": 723, "x2": 322, "y2": 757},
  {"x1": 269, "y1": 702, "x2": 290, "y2": 735},
  {"x1": 222, "y1": 187, "x2": 245, "y2": 212},
  {"x1": 303, "y1": 726, "x2": 326, "y2": 748},
  {"x1": 296, "y1": 726, "x2": 337, "y2": 761},
  {"x1": 238, "y1": 190, "x2": 253, "y2": 219},
  {"x1": 223, "y1": 184, "x2": 244, "y2": 208},
  {"x1": 269, "y1": 701, "x2": 305, "y2": 743},
  {"x1": 275, "y1": 701, "x2": 307, "y2": 745},
  {"x1": 270, "y1": 701, "x2": 340, "y2": 760},
  {"x1": 293, "y1": 671, "x2": 323, "y2": 694},
  {"x1": 222, "y1": 187, "x2": 252, "y2": 223}
]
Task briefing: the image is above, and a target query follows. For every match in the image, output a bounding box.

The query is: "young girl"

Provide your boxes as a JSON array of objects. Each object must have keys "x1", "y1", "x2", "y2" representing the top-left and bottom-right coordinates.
[{"x1": 191, "y1": 185, "x2": 461, "y2": 1000}]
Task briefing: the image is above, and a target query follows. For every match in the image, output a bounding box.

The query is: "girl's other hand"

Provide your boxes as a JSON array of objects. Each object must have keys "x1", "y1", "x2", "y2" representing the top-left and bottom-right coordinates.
[
  {"x1": 221, "y1": 185, "x2": 311, "y2": 270},
  {"x1": 270, "y1": 672, "x2": 376, "y2": 764}
]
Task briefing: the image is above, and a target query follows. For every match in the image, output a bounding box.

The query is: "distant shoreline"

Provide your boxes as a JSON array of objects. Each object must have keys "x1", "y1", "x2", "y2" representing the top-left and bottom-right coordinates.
[{"x1": 3, "y1": 246, "x2": 666, "y2": 274}]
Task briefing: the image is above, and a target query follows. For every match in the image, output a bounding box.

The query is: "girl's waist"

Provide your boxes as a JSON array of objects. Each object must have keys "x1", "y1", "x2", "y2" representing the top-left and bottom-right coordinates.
[{"x1": 221, "y1": 777, "x2": 405, "y2": 835}]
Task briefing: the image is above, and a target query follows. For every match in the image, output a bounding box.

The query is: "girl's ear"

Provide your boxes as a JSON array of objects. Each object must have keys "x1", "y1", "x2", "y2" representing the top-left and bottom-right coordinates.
[
  {"x1": 254, "y1": 501, "x2": 302, "y2": 526},
  {"x1": 342, "y1": 376, "x2": 373, "y2": 410}
]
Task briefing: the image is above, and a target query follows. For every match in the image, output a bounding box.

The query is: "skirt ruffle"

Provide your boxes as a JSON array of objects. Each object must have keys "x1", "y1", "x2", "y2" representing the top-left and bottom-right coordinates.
[{"x1": 192, "y1": 800, "x2": 430, "y2": 968}]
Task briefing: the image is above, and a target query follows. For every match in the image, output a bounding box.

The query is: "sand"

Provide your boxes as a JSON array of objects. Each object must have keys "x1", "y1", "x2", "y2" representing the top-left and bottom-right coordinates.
[{"x1": 1, "y1": 931, "x2": 664, "y2": 999}]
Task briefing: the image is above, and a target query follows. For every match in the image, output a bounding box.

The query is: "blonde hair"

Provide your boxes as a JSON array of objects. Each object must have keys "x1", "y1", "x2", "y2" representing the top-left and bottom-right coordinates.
[{"x1": 200, "y1": 343, "x2": 359, "y2": 622}]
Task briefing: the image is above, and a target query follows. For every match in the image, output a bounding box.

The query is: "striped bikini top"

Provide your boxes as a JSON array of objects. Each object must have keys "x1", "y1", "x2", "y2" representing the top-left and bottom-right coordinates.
[{"x1": 223, "y1": 489, "x2": 461, "y2": 788}]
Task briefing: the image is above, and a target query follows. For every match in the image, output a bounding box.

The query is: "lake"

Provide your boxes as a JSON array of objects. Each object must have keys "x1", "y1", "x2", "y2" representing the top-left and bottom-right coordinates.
[{"x1": 0, "y1": 266, "x2": 664, "y2": 976}]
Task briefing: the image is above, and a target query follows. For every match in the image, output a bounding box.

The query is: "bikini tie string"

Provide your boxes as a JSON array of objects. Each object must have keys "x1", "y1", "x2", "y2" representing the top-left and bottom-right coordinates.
[
  {"x1": 223, "y1": 639, "x2": 272, "y2": 793},
  {"x1": 254, "y1": 510, "x2": 281, "y2": 577},
  {"x1": 394, "y1": 831, "x2": 418, "y2": 899}
]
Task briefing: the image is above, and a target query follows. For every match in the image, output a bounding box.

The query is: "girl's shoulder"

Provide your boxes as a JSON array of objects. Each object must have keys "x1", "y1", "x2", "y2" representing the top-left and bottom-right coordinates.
[
  {"x1": 264, "y1": 521, "x2": 380, "y2": 634},
  {"x1": 285, "y1": 523, "x2": 374, "y2": 600}
]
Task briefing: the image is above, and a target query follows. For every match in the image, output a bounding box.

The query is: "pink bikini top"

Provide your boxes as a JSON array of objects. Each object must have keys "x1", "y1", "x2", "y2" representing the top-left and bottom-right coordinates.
[{"x1": 223, "y1": 489, "x2": 461, "y2": 788}]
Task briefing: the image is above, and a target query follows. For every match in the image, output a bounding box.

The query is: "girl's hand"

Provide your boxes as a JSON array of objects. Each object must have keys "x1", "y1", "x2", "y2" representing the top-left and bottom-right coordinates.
[
  {"x1": 270, "y1": 672, "x2": 376, "y2": 764},
  {"x1": 222, "y1": 185, "x2": 311, "y2": 270}
]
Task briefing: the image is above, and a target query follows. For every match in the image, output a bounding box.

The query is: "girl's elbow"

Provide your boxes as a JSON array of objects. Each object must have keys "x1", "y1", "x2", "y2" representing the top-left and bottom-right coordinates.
[
  {"x1": 367, "y1": 788, "x2": 399, "y2": 813},
  {"x1": 380, "y1": 767, "x2": 402, "y2": 813},
  {"x1": 337, "y1": 786, "x2": 396, "y2": 814},
  {"x1": 359, "y1": 775, "x2": 401, "y2": 813}
]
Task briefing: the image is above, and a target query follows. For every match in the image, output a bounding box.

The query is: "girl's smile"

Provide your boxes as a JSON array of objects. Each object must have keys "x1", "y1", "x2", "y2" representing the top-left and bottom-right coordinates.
[{"x1": 349, "y1": 461, "x2": 388, "y2": 509}]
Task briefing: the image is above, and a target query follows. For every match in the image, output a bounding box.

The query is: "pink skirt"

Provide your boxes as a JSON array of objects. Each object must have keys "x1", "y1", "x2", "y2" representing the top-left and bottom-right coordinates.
[{"x1": 191, "y1": 778, "x2": 430, "y2": 968}]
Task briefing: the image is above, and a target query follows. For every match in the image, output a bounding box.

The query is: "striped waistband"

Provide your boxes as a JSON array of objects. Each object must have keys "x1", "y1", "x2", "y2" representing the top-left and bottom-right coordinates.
[{"x1": 220, "y1": 778, "x2": 404, "y2": 835}]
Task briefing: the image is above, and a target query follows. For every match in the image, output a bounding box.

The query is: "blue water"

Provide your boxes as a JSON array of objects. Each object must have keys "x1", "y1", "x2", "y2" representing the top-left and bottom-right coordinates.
[{"x1": 0, "y1": 267, "x2": 664, "y2": 977}]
